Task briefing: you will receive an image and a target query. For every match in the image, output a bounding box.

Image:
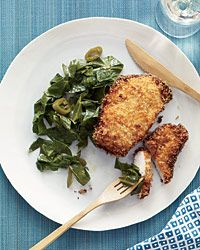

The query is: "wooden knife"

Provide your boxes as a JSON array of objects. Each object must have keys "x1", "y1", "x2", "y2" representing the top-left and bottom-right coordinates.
[{"x1": 125, "y1": 39, "x2": 200, "y2": 102}]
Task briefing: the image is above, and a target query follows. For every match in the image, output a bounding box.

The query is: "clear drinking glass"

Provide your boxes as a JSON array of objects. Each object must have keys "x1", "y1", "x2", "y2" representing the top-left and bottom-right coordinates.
[{"x1": 155, "y1": 0, "x2": 200, "y2": 38}]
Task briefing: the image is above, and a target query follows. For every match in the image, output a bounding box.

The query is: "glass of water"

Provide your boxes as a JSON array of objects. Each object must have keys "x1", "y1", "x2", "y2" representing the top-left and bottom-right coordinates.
[{"x1": 155, "y1": 0, "x2": 200, "y2": 38}]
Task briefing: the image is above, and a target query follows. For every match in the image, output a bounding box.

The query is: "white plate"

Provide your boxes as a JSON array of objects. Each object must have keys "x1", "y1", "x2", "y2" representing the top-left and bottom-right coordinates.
[{"x1": 0, "y1": 17, "x2": 199, "y2": 231}]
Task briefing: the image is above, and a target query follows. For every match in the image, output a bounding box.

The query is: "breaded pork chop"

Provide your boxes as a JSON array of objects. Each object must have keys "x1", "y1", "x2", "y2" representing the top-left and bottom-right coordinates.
[
  {"x1": 145, "y1": 123, "x2": 189, "y2": 184},
  {"x1": 134, "y1": 148, "x2": 153, "y2": 199},
  {"x1": 93, "y1": 74, "x2": 172, "y2": 156}
]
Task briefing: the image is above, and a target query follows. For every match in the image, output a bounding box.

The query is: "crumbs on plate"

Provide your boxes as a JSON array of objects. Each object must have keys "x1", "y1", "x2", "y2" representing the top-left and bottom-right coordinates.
[{"x1": 157, "y1": 115, "x2": 163, "y2": 123}]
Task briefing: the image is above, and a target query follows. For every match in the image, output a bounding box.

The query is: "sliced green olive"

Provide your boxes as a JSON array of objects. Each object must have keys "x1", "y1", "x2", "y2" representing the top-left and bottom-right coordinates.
[
  {"x1": 85, "y1": 46, "x2": 103, "y2": 61},
  {"x1": 52, "y1": 98, "x2": 71, "y2": 115}
]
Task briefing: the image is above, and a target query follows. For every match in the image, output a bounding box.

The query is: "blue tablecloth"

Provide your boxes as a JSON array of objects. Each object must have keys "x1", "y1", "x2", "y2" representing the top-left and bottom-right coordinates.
[{"x1": 0, "y1": 1, "x2": 199, "y2": 249}]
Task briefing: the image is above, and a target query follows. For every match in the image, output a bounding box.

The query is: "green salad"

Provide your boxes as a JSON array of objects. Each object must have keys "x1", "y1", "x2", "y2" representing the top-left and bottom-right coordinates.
[{"x1": 29, "y1": 47, "x2": 141, "y2": 188}]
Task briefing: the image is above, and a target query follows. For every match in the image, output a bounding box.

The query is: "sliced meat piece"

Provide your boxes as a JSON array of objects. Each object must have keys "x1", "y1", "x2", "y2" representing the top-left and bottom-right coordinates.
[
  {"x1": 145, "y1": 123, "x2": 189, "y2": 184},
  {"x1": 134, "y1": 148, "x2": 153, "y2": 199},
  {"x1": 93, "y1": 74, "x2": 172, "y2": 156}
]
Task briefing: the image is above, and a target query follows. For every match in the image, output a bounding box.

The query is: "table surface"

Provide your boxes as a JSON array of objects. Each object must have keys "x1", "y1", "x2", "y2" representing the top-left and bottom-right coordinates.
[{"x1": 0, "y1": 1, "x2": 199, "y2": 249}]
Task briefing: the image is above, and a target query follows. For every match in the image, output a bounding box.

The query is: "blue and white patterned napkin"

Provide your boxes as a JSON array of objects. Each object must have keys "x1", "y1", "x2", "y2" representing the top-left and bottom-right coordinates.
[{"x1": 128, "y1": 187, "x2": 200, "y2": 250}]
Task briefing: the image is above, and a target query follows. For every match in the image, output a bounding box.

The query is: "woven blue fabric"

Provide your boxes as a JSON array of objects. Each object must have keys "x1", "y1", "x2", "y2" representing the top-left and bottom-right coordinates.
[
  {"x1": 0, "y1": 1, "x2": 199, "y2": 250},
  {"x1": 128, "y1": 187, "x2": 200, "y2": 250}
]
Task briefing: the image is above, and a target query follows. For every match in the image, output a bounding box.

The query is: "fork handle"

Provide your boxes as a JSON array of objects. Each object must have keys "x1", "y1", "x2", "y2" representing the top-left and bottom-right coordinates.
[{"x1": 29, "y1": 200, "x2": 101, "y2": 250}]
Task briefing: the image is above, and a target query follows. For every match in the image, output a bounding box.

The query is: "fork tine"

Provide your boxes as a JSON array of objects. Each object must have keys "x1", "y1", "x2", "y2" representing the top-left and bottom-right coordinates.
[
  {"x1": 119, "y1": 177, "x2": 144, "y2": 195},
  {"x1": 114, "y1": 181, "x2": 122, "y2": 188},
  {"x1": 120, "y1": 186, "x2": 130, "y2": 194},
  {"x1": 117, "y1": 184, "x2": 125, "y2": 191},
  {"x1": 98, "y1": 177, "x2": 144, "y2": 204}
]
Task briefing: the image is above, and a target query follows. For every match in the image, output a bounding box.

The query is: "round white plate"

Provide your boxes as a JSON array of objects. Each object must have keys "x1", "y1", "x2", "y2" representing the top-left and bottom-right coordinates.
[{"x1": 0, "y1": 17, "x2": 199, "y2": 231}]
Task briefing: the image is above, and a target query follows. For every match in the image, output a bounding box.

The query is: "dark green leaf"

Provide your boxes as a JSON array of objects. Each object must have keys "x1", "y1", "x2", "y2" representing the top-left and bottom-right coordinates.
[
  {"x1": 50, "y1": 73, "x2": 63, "y2": 85},
  {"x1": 69, "y1": 84, "x2": 86, "y2": 93},
  {"x1": 114, "y1": 158, "x2": 141, "y2": 186},
  {"x1": 52, "y1": 113, "x2": 71, "y2": 130},
  {"x1": 47, "y1": 75, "x2": 69, "y2": 98},
  {"x1": 68, "y1": 59, "x2": 86, "y2": 78},
  {"x1": 69, "y1": 160, "x2": 90, "y2": 186},
  {"x1": 30, "y1": 138, "x2": 72, "y2": 172},
  {"x1": 77, "y1": 126, "x2": 89, "y2": 151},
  {"x1": 50, "y1": 140, "x2": 72, "y2": 155},
  {"x1": 29, "y1": 138, "x2": 47, "y2": 152},
  {"x1": 102, "y1": 56, "x2": 124, "y2": 72},
  {"x1": 44, "y1": 110, "x2": 55, "y2": 126},
  {"x1": 81, "y1": 100, "x2": 99, "y2": 107},
  {"x1": 32, "y1": 93, "x2": 53, "y2": 135},
  {"x1": 71, "y1": 96, "x2": 82, "y2": 123},
  {"x1": 94, "y1": 56, "x2": 123, "y2": 84},
  {"x1": 114, "y1": 158, "x2": 139, "y2": 172},
  {"x1": 81, "y1": 75, "x2": 97, "y2": 87},
  {"x1": 62, "y1": 64, "x2": 68, "y2": 76},
  {"x1": 119, "y1": 176, "x2": 139, "y2": 186},
  {"x1": 30, "y1": 138, "x2": 72, "y2": 155},
  {"x1": 96, "y1": 68, "x2": 117, "y2": 82},
  {"x1": 114, "y1": 158, "x2": 130, "y2": 171},
  {"x1": 83, "y1": 107, "x2": 99, "y2": 122},
  {"x1": 67, "y1": 167, "x2": 73, "y2": 187},
  {"x1": 92, "y1": 86, "x2": 109, "y2": 102},
  {"x1": 32, "y1": 139, "x2": 72, "y2": 171},
  {"x1": 87, "y1": 57, "x2": 105, "y2": 67},
  {"x1": 32, "y1": 117, "x2": 47, "y2": 135},
  {"x1": 46, "y1": 127, "x2": 77, "y2": 145},
  {"x1": 37, "y1": 153, "x2": 72, "y2": 171},
  {"x1": 83, "y1": 67, "x2": 94, "y2": 76},
  {"x1": 131, "y1": 179, "x2": 144, "y2": 195}
]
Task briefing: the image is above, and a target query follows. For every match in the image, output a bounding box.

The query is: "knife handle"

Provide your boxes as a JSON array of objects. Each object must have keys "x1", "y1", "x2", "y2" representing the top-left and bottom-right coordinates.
[
  {"x1": 153, "y1": 66, "x2": 200, "y2": 102},
  {"x1": 172, "y1": 77, "x2": 200, "y2": 102}
]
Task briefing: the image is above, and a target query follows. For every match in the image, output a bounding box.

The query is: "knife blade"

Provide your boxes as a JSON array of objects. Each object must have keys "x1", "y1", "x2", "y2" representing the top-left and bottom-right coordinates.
[{"x1": 125, "y1": 39, "x2": 200, "y2": 103}]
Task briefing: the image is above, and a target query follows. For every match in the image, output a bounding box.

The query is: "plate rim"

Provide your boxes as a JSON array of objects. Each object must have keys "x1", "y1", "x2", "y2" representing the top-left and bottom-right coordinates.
[{"x1": 0, "y1": 17, "x2": 199, "y2": 231}]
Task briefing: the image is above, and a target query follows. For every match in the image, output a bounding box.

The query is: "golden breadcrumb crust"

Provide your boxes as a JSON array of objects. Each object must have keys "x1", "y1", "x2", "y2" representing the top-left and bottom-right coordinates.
[
  {"x1": 93, "y1": 74, "x2": 172, "y2": 156},
  {"x1": 145, "y1": 123, "x2": 189, "y2": 184}
]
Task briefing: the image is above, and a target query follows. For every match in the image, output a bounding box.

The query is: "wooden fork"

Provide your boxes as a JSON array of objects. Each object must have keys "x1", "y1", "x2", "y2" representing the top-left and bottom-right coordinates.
[{"x1": 30, "y1": 178, "x2": 143, "y2": 250}]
